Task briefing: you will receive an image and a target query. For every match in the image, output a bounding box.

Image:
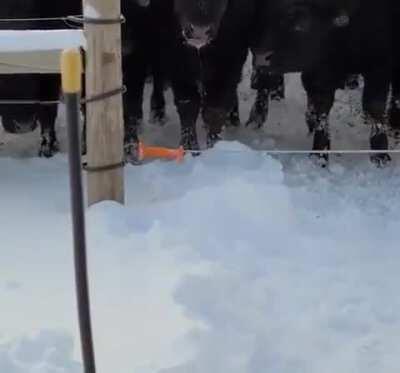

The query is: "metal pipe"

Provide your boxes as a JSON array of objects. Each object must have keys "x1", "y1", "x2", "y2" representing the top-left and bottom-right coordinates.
[{"x1": 62, "y1": 49, "x2": 96, "y2": 373}]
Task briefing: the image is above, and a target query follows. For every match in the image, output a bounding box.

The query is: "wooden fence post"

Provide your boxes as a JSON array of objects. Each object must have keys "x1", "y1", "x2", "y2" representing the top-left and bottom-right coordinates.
[{"x1": 83, "y1": 0, "x2": 125, "y2": 205}]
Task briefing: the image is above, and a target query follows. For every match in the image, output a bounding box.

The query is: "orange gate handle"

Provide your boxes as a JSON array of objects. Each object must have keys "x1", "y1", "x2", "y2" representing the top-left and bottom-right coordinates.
[{"x1": 138, "y1": 142, "x2": 185, "y2": 163}]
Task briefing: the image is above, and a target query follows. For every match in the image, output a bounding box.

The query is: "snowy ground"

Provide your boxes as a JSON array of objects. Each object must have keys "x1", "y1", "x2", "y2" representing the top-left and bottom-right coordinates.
[{"x1": 1, "y1": 68, "x2": 400, "y2": 373}]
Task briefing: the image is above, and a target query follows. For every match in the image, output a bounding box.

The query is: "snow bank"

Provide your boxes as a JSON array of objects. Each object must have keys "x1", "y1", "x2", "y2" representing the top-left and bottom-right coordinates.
[
  {"x1": 126, "y1": 143, "x2": 400, "y2": 373},
  {"x1": 0, "y1": 30, "x2": 85, "y2": 52},
  {"x1": 2, "y1": 142, "x2": 400, "y2": 373},
  {"x1": 2, "y1": 54, "x2": 400, "y2": 372}
]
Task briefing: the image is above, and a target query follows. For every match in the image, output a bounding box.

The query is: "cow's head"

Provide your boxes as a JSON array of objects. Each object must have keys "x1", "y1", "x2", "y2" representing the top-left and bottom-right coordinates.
[
  {"x1": 174, "y1": 0, "x2": 228, "y2": 48},
  {"x1": 251, "y1": 0, "x2": 358, "y2": 72}
]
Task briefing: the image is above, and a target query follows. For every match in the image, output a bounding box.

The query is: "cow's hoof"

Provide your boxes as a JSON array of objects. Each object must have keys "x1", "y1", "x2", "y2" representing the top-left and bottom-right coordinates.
[
  {"x1": 226, "y1": 112, "x2": 241, "y2": 128},
  {"x1": 310, "y1": 128, "x2": 330, "y2": 168},
  {"x1": 309, "y1": 153, "x2": 329, "y2": 168},
  {"x1": 124, "y1": 141, "x2": 141, "y2": 165},
  {"x1": 124, "y1": 125, "x2": 140, "y2": 164},
  {"x1": 245, "y1": 114, "x2": 265, "y2": 130},
  {"x1": 181, "y1": 127, "x2": 200, "y2": 156},
  {"x1": 38, "y1": 139, "x2": 59, "y2": 158},
  {"x1": 246, "y1": 93, "x2": 269, "y2": 130},
  {"x1": 206, "y1": 132, "x2": 222, "y2": 149},
  {"x1": 370, "y1": 153, "x2": 391, "y2": 168},
  {"x1": 246, "y1": 104, "x2": 267, "y2": 130},
  {"x1": 306, "y1": 111, "x2": 319, "y2": 133},
  {"x1": 149, "y1": 108, "x2": 167, "y2": 126},
  {"x1": 270, "y1": 87, "x2": 285, "y2": 101},
  {"x1": 388, "y1": 128, "x2": 400, "y2": 140}
]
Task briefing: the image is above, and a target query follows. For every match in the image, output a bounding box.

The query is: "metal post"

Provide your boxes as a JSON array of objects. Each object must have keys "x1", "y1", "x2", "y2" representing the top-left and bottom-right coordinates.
[{"x1": 61, "y1": 48, "x2": 97, "y2": 373}]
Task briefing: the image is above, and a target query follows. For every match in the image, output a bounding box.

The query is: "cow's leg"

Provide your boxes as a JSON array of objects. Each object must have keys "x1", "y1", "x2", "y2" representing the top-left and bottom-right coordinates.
[
  {"x1": 270, "y1": 73, "x2": 285, "y2": 101},
  {"x1": 37, "y1": 75, "x2": 61, "y2": 158},
  {"x1": 172, "y1": 80, "x2": 201, "y2": 152},
  {"x1": 362, "y1": 70, "x2": 391, "y2": 166},
  {"x1": 389, "y1": 65, "x2": 400, "y2": 136},
  {"x1": 302, "y1": 71, "x2": 336, "y2": 165},
  {"x1": 246, "y1": 69, "x2": 284, "y2": 129},
  {"x1": 123, "y1": 54, "x2": 147, "y2": 163},
  {"x1": 38, "y1": 105, "x2": 59, "y2": 158},
  {"x1": 124, "y1": 62, "x2": 146, "y2": 129},
  {"x1": 246, "y1": 67, "x2": 271, "y2": 129},
  {"x1": 226, "y1": 90, "x2": 241, "y2": 128},
  {"x1": 149, "y1": 56, "x2": 167, "y2": 125},
  {"x1": 201, "y1": 80, "x2": 227, "y2": 148},
  {"x1": 203, "y1": 105, "x2": 227, "y2": 148},
  {"x1": 246, "y1": 88, "x2": 270, "y2": 129},
  {"x1": 203, "y1": 48, "x2": 247, "y2": 147},
  {"x1": 389, "y1": 20, "x2": 400, "y2": 135},
  {"x1": 203, "y1": 85, "x2": 239, "y2": 148}
]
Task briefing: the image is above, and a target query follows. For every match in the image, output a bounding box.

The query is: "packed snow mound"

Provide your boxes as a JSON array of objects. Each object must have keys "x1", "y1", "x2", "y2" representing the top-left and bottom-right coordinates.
[
  {"x1": 2, "y1": 143, "x2": 400, "y2": 373},
  {"x1": 0, "y1": 331, "x2": 81, "y2": 373}
]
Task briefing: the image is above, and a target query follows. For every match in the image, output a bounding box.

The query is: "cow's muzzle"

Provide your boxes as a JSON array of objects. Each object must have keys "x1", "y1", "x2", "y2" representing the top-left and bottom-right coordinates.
[{"x1": 182, "y1": 23, "x2": 216, "y2": 49}]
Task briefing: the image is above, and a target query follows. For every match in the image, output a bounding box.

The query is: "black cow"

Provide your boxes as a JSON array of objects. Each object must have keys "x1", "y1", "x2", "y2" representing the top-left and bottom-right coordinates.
[
  {"x1": 171, "y1": 0, "x2": 266, "y2": 148},
  {"x1": 0, "y1": 0, "x2": 82, "y2": 157},
  {"x1": 122, "y1": 0, "x2": 167, "y2": 159},
  {"x1": 252, "y1": 0, "x2": 394, "y2": 166},
  {"x1": 174, "y1": 0, "x2": 287, "y2": 138}
]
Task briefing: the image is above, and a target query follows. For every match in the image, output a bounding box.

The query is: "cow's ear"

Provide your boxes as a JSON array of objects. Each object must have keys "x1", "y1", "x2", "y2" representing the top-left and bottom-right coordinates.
[{"x1": 332, "y1": 11, "x2": 350, "y2": 27}]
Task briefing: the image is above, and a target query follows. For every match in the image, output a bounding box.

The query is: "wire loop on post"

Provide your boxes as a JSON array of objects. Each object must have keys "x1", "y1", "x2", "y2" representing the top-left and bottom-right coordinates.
[
  {"x1": 66, "y1": 15, "x2": 125, "y2": 26},
  {"x1": 83, "y1": 161, "x2": 125, "y2": 173},
  {"x1": 82, "y1": 86, "x2": 126, "y2": 104}
]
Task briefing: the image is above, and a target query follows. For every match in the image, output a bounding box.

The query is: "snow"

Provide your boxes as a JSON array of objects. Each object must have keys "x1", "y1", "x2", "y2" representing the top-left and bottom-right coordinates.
[
  {"x1": 0, "y1": 30, "x2": 85, "y2": 52},
  {"x1": 1, "y1": 64, "x2": 400, "y2": 372},
  {"x1": 0, "y1": 331, "x2": 81, "y2": 373}
]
